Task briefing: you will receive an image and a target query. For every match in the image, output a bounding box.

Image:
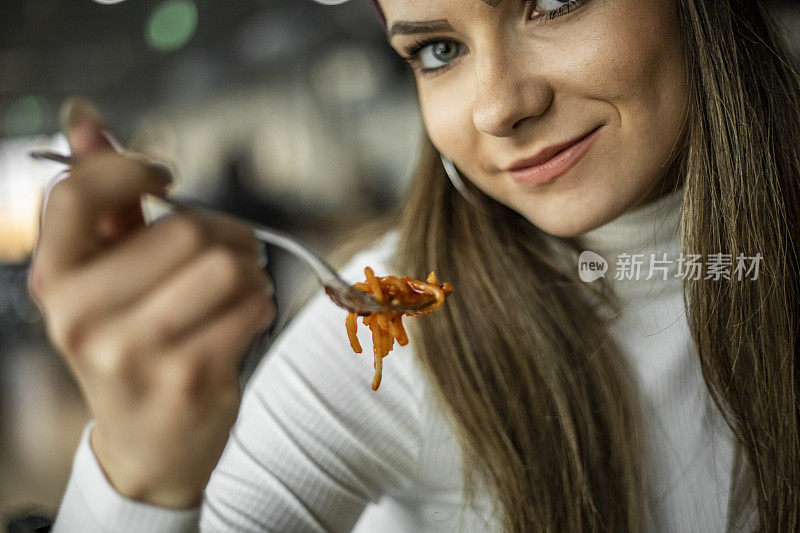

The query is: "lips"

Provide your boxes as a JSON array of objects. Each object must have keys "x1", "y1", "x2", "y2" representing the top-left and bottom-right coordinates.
[
  {"x1": 504, "y1": 125, "x2": 603, "y2": 172},
  {"x1": 503, "y1": 124, "x2": 603, "y2": 186}
]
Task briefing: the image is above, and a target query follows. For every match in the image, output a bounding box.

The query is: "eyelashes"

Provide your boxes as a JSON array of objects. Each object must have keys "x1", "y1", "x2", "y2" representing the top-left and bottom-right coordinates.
[
  {"x1": 400, "y1": 0, "x2": 592, "y2": 76},
  {"x1": 526, "y1": 0, "x2": 590, "y2": 21},
  {"x1": 402, "y1": 39, "x2": 456, "y2": 63},
  {"x1": 401, "y1": 39, "x2": 463, "y2": 76}
]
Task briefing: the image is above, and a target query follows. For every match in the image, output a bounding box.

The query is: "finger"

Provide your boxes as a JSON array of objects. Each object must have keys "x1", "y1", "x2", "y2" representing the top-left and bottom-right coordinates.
[
  {"x1": 163, "y1": 288, "x2": 276, "y2": 386},
  {"x1": 60, "y1": 95, "x2": 105, "y2": 134},
  {"x1": 68, "y1": 120, "x2": 115, "y2": 158},
  {"x1": 96, "y1": 203, "x2": 148, "y2": 243},
  {"x1": 60, "y1": 247, "x2": 269, "y2": 376},
  {"x1": 107, "y1": 246, "x2": 271, "y2": 355},
  {"x1": 178, "y1": 210, "x2": 261, "y2": 262},
  {"x1": 61, "y1": 97, "x2": 115, "y2": 158},
  {"x1": 46, "y1": 212, "x2": 261, "y2": 327},
  {"x1": 60, "y1": 98, "x2": 154, "y2": 243},
  {"x1": 34, "y1": 152, "x2": 171, "y2": 283}
]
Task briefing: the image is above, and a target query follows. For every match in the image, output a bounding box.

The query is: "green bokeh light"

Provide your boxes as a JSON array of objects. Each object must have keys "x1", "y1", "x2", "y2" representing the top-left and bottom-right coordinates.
[
  {"x1": 2, "y1": 95, "x2": 48, "y2": 138},
  {"x1": 145, "y1": 0, "x2": 198, "y2": 52}
]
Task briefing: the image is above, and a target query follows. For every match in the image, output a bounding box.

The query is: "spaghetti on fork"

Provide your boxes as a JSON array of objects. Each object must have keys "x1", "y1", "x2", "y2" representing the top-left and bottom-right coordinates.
[{"x1": 345, "y1": 267, "x2": 453, "y2": 390}]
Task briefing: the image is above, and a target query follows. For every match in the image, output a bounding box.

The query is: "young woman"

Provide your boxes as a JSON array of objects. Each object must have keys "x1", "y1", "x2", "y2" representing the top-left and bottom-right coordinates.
[{"x1": 34, "y1": 0, "x2": 798, "y2": 531}]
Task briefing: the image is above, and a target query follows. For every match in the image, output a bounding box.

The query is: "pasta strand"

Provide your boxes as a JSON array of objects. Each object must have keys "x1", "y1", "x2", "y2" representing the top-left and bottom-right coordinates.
[{"x1": 343, "y1": 266, "x2": 453, "y2": 390}]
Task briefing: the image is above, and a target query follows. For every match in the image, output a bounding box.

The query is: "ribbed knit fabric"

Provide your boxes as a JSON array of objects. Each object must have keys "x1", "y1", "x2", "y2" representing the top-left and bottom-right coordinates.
[
  {"x1": 53, "y1": 185, "x2": 746, "y2": 532},
  {"x1": 579, "y1": 185, "x2": 740, "y2": 531}
]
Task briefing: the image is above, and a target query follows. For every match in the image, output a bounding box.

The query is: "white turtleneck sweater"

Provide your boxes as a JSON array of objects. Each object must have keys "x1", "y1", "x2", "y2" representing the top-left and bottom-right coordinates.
[
  {"x1": 578, "y1": 186, "x2": 742, "y2": 531},
  {"x1": 53, "y1": 185, "x2": 745, "y2": 532}
]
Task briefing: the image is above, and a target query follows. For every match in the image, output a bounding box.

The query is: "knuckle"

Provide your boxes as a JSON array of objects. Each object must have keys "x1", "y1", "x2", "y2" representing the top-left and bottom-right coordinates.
[
  {"x1": 205, "y1": 247, "x2": 247, "y2": 293},
  {"x1": 41, "y1": 287, "x2": 86, "y2": 355},
  {"x1": 163, "y1": 358, "x2": 207, "y2": 400},
  {"x1": 168, "y1": 215, "x2": 210, "y2": 256},
  {"x1": 46, "y1": 311, "x2": 86, "y2": 359},
  {"x1": 82, "y1": 326, "x2": 136, "y2": 378},
  {"x1": 150, "y1": 316, "x2": 177, "y2": 347}
]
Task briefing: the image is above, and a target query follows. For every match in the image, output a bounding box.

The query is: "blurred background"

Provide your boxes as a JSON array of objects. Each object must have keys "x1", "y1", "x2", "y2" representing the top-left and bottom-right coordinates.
[
  {"x1": 0, "y1": 0, "x2": 419, "y2": 529},
  {"x1": 1, "y1": 0, "x2": 799, "y2": 530}
]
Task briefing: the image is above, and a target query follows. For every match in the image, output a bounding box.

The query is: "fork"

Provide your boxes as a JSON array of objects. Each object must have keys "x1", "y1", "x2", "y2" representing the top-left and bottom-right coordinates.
[{"x1": 29, "y1": 150, "x2": 434, "y2": 316}]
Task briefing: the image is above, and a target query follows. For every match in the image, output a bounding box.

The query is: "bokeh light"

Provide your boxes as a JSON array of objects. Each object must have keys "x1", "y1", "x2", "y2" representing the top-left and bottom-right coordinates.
[
  {"x1": 2, "y1": 95, "x2": 48, "y2": 138},
  {"x1": 145, "y1": 0, "x2": 199, "y2": 52}
]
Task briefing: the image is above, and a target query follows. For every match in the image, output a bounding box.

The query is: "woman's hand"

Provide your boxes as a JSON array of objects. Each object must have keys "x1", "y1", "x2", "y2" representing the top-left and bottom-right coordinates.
[{"x1": 28, "y1": 104, "x2": 276, "y2": 509}]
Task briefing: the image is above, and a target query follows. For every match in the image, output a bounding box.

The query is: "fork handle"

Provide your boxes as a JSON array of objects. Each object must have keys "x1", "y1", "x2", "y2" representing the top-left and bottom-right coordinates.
[
  {"x1": 251, "y1": 226, "x2": 346, "y2": 288},
  {"x1": 145, "y1": 194, "x2": 350, "y2": 291}
]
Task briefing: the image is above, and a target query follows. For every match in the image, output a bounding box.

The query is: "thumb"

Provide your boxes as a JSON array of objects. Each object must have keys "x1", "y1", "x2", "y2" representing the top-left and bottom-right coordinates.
[{"x1": 60, "y1": 96, "x2": 117, "y2": 158}]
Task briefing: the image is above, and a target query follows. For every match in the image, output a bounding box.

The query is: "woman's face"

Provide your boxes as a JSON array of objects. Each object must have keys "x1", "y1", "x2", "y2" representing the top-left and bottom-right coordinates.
[{"x1": 378, "y1": 0, "x2": 688, "y2": 237}]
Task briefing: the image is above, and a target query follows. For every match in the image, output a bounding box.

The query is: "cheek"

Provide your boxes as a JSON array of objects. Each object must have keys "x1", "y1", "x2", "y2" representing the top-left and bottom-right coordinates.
[
  {"x1": 417, "y1": 81, "x2": 478, "y2": 161},
  {"x1": 575, "y1": 0, "x2": 688, "y2": 154}
]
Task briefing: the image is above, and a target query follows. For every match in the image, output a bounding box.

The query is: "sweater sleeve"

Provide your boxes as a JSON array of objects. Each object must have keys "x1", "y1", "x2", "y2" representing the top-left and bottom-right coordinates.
[
  {"x1": 53, "y1": 236, "x2": 424, "y2": 532},
  {"x1": 52, "y1": 421, "x2": 201, "y2": 533}
]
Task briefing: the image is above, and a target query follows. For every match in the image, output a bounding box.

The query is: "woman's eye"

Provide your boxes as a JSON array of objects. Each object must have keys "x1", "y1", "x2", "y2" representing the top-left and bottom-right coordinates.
[
  {"x1": 419, "y1": 41, "x2": 460, "y2": 69},
  {"x1": 537, "y1": 0, "x2": 571, "y2": 9},
  {"x1": 401, "y1": 0, "x2": 585, "y2": 74},
  {"x1": 406, "y1": 40, "x2": 461, "y2": 72},
  {"x1": 527, "y1": 0, "x2": 585, "y2": 20}
]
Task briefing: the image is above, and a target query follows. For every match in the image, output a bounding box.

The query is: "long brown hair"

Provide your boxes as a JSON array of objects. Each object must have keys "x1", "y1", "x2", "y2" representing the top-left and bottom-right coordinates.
[
  {"x1": 279, "y1": 0, "x2": 800, "y2": 529},
  {"x1": 390, "y1": 0, "x2": 799, "y2": 530},
  {"x1": 679, "y1": 0, "x2": 800, "y2": 530},
  {"x1": 395, "y1": 133, "x2": 651, "y2": 531}
]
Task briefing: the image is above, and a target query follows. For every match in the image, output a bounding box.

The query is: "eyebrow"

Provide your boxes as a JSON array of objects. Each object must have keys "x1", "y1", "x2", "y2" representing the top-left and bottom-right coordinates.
[{"x1": 387, "y1": 19, "x2": 455, "y2": 39}]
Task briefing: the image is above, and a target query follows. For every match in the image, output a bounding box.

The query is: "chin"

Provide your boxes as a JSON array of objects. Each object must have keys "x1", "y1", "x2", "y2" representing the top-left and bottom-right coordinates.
[
  {"x1": 531, "y1": 219, "x2": 596, "y2": 239},
  {"x1": 509, "y1": 194, "x2": 617, "y2": 240}
]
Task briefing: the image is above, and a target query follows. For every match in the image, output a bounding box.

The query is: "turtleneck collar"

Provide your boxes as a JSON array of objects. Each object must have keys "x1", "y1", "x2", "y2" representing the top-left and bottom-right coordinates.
[{"x1": 576, "y1": 185, "x2": 685, "y2": 310}]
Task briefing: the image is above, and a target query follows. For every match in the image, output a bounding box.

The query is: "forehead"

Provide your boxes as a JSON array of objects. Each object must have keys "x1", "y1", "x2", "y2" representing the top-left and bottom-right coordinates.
[
  {"x1": 379, "y1": 0, "x2": 504, "y2": 7},
  {"x1": 378, "y1": 0, "x2": 510, "y2": 35},
  {"x1": 378, "y1": 0, "x2": 504, "y2": 20}
]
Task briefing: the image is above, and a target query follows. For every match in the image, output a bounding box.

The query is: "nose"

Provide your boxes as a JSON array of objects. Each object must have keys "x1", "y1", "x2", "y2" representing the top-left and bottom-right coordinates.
[{"x1": 472, "y1": 45, "x2": 554, "y2": 137}]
